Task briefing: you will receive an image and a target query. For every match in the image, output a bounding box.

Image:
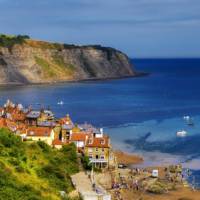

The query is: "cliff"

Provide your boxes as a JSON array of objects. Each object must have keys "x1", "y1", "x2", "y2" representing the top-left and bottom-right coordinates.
[{"x1": 0, "y1": 35, "x2": 136, "y2": 85}]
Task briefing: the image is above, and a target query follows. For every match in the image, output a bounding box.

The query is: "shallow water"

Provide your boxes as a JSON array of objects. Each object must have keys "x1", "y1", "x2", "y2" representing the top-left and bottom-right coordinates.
[{"x1": 1, "y1": 58, "x2": 200, "y2": 186}]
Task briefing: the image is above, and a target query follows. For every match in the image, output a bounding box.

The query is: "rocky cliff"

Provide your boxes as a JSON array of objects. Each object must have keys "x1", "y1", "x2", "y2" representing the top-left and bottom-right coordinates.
[{"x1": 0, "y1": 37, "x2": 136, "y2": 85}]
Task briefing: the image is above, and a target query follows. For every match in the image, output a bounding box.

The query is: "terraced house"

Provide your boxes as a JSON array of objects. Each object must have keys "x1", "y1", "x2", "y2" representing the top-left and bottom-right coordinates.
[{"x1": 84, "y1": 129, "x2": 115, "y2": 168}]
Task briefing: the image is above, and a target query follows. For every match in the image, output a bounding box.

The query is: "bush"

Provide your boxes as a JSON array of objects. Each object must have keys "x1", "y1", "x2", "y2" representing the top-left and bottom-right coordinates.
[
  {"x1": 147, "y1": 181, "x2": 167, "y2": 194},
  {"x1": 0, "y1": 34, "x2": 30, "y2": 48},
  {"x1": 37, "y1": 141, "x2": 51, "y2": 152},
  {"x1": 81, "y1": 156, "x2": 92, "y2": 171},
  {"x1": 0, "y1": 128, "x2": 79, "y2": 198},
  {"x1": 0, "y1": 128, "x2": 22, "y2": 148}
]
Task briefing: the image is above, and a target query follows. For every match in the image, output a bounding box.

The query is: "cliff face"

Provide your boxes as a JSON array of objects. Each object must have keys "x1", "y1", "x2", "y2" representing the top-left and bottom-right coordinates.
[{"x1": 0, "y1": 39, "x2": 135, "y2": 85}]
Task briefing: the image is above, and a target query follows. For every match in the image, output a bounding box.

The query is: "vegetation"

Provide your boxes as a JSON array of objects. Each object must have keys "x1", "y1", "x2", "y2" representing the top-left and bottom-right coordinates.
[
  {"x1": 35, "y1": 56, "x2": 56, "y2": 78},
  {"x1": 147, "y1": 180, "x2": 167, "y2": 194},
  {"x1": 0, "y1": 128, "x2": 80, "y2": 200},
  {"x1": 0, "y1": 34, "x2": 29, "y2": 48},
  {"x1": 81, "y1": 155, "x2": 92, "y2": 171},
  {"x1": 35, "y1": 55, "x2": 75, "y2": 79},
  {"x1": 53, "y1": 55, "x2": 75, "y2": 71}
]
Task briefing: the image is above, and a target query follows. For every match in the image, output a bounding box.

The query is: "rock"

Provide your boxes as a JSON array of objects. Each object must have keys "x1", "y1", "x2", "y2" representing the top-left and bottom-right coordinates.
[{"x1": 0, "y1": 38, "x2": 136, "y2": 85}]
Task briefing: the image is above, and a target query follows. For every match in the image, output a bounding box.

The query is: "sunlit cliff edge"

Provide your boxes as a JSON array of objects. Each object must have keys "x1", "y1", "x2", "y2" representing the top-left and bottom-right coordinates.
[{"x1": 0, "y1": 34, "x2": 137, "y2": 85}]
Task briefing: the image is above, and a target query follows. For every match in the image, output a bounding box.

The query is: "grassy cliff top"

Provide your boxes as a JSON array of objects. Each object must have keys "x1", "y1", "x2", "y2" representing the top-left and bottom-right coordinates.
[
  {"x1": 0, "y1": 128, "x2": 80, "y2": 200},
  {"x1": 0, "y1": 34, "x2": 120, "y2": 53}
]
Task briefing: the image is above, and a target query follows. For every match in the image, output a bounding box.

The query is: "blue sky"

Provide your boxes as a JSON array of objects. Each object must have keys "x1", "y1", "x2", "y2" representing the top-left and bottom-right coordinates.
[{"x1": 0, "y1": 0, "x2": 200, "y2": 58}]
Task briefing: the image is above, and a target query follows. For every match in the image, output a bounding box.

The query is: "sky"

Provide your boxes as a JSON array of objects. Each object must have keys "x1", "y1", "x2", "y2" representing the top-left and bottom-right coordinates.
[{"x1": 0, "y1": 0, "x2": 200, "y2": 58}]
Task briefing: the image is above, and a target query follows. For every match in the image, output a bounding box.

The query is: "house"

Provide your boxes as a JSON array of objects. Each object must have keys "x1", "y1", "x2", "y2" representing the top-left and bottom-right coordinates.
[
  {"x1": 25, "y1": 111, "x2": 41, "y2": 126},
  {"x1": 38, "y1": 109, "x2": 54, "y2": 122},
  {"x1": 0, "y1": 107, "x2": 4, "y2": 117},
  {"x1": 26, "y1": 127, "x2": 55, "y2": 145},
  {"x1": 52, "y1": 138, "x2": 64, "y2": 149},
  {"x1": 84, "y1": 130, "x2": 111, "y2": 168},
  {"x1": 0, "y1": 118, "x2": 7, "y2": 128},
  {"x1": 60, "y1": 114, "x2": 74, "y2": 142},
  {"x1": 70, "y1": 132, "x2": 89, "y2": 152}
]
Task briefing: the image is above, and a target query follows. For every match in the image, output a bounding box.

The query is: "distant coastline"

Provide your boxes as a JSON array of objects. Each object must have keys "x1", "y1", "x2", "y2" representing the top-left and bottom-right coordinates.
[{"x1": 0, "y1": 71, "x2": 149, "y2": 87}]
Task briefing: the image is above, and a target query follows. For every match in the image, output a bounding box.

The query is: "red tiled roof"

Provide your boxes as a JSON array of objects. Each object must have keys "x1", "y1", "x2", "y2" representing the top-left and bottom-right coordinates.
[
  {"x1": 27, "y1": 127, "x2": 52, "y2": 137},
  {"x1": 70, "y1": 132, "x2": 89, "y2": 142},
  {"x1": 52, "y1": 138, "x2": 69, "y2": 146},
  {"x1": 86, "y1": 135, "x2": 110, "y2": 148},
  {"x1": 12, "y1": 112, "x2": 26, "y2": 121},
  {"x1": 0, "y1": 118, "x2": 7, "y2": 128},
  {"x1": 52, "y1": 138, "x2": 63, "y2": 145}
]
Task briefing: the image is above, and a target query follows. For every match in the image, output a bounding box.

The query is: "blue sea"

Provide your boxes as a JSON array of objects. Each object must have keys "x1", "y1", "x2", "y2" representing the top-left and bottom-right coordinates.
[{"x1": 1, "y1": 58, "x2": 200, "y2": 187}]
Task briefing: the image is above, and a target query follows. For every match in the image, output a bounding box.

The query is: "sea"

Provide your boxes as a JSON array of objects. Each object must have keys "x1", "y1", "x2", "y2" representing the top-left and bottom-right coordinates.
[{"x1": 0, "y1": 58, "x2": 200, "y2": 187}]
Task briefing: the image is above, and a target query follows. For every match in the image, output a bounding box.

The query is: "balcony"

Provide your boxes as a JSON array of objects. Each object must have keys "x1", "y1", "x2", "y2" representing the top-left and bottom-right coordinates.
[{"x1": 89, "y1": 158, "x2": 108, "y2": 163}]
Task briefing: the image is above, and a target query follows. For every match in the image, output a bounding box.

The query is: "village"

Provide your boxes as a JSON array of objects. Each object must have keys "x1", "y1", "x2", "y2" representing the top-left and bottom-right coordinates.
[
  {"x1": 0, "y1": 100, "x2": 116, "y2": 169},
  {"x1": 0, "y1": 100, "x2": 200, "y2": 200}
]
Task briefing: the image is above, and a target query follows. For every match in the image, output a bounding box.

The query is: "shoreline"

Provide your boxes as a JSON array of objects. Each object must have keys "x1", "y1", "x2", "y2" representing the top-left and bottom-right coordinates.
[
  {"x1": 0, "y1": 71, "x2": 149, "y2": 88},
  {"x1": 114, "y1": 150, "x2": 144, "y2": 165},
  {"x1": 110, "y1": 151, "x2": 200, "y2": 200}
]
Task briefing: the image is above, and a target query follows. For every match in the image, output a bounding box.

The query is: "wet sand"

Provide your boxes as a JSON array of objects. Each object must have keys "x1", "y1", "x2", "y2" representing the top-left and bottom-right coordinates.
[{"x1": 114, "y1": 150, "x2": 144, "y2": 165}]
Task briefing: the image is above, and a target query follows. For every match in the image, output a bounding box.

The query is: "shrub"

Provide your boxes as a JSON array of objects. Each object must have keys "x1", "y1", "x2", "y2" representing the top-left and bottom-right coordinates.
[
  {"x1": 0, "y1": 34, "x2": 29, "y2": 48},
  {"x1": 0, "y1": 128, "x2": 23, "y2": 148},
  {"x1": 37, "y1": 141, "x2": 51, "y2": 152},
  {"x1": 147, "y1": 181, "x2": 167, "y2": 194},
  {"x1": 0, "y1": 128, "x2": 79, "y2": 199},
  {"x1": 81, "y1": 156, "x2": 92, "y2": 171}
]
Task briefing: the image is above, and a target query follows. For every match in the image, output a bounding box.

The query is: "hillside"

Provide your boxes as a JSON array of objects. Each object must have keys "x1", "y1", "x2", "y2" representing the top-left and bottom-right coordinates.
[
  {"x1": 0, "y1": 34, "x2": 136, "y2": 85},
  {"x1": 0, "y1": 128, "x2": 80, "y2": 200}
]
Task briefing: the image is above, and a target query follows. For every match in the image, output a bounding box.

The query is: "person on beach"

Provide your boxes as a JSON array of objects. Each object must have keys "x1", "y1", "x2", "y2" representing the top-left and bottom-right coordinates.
[{"x1": 135, "y1": 179, "x2": 139, "y2": 191}]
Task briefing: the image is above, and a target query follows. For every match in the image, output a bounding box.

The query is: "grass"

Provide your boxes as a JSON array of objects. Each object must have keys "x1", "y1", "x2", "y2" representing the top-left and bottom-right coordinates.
[
  {"x1": 52, "y1": 55, "x2": 75, "y2": 71},
  {"x1": 35, "y1": 56, "x2": 56, "y2": 78},
  {"x1": 0, "y1": 128, "x2": 80, "y2": 200},
  {"x1": 35, "y1": 55, "x2": 75, "y2": 79},
  {"x1": 27, "y1": 40, "x2": 63, "y2": 50}
]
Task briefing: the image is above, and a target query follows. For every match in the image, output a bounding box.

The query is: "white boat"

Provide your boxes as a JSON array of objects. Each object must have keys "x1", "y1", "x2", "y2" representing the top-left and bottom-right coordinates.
[
  {"x1": 176, "y1": 130, "x2": 187, "y2": 137},
  {"x1": 183, "y1": 116, "x2": 190, "y2": 120},
  {"x1": 57, "y1": 101, "x2": 64, "y2": 105},
  {"x1": 183, "y1": 115, "x2": 194, "y2": 126}
]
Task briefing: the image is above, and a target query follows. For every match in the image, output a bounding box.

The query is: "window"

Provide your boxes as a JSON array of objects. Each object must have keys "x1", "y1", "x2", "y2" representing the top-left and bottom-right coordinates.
[
  {"x1": 89, "y1": 154, "x2": 93, "y2": 159},
  {"x1": 100, "y1": 139, "x2": 105, "y2": 145},
  {"x1": 100, "y1": 155, "x2": 105, "y2": 159},
  {"x1": 88, "y1": 148, "x2": 93, "y2": 153},
  {"x1": 89, "y1": 139, "x2": 93, "y2": 144},
  {"x1": 96, "y1": 148, "x2": 98, "y2": 152},
  {"x1": 30, "y1": 131, "x2": 34, "y2": 135},
  {"x1": 102, "y1": 148, "x2": 104, "y2": 152}
]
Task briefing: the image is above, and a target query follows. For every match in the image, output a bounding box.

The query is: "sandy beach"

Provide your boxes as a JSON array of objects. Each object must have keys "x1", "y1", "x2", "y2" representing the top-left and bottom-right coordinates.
[
  {"x1": 114, "y1": 150, "x2": 144, "y2": 165},
  {"x1": 94, "y1": 151, "x2": 200, "y2": 200}
]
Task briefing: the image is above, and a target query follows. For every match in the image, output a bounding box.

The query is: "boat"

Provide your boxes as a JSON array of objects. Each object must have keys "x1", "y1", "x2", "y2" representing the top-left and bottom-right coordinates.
[
  {"x1": 183, "y1": 116, "x2": 190, "y2": 120},
  {"x1": 183, "y1": 115, "x2": 194, "y2": 126},
  {"x1": 176, "y1": 130, "x2": 187, "y2": 137},
  {"x1": 187, "y1": 118, "x2": 194, "y2": 126},
  {"x1": 57, "y1": 101, "x2": 64, "y2": 105}
]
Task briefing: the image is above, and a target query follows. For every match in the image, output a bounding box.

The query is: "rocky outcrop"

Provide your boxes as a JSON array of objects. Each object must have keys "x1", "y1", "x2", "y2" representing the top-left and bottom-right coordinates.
[{"x1": 0, "y1": 39, "x2": 136, "y2": 85}]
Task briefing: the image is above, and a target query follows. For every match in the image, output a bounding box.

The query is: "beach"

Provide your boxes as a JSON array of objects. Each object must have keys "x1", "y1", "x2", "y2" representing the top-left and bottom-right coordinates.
[{"x1": 93, "y1": 151, "x2": 200, "y2": 200}]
